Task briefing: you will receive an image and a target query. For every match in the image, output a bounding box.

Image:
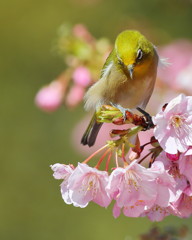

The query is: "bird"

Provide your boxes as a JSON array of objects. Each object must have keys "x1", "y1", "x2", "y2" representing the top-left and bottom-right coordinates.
[{"x1": 81, "y1": 30, "x2": 159, "y2": 147}]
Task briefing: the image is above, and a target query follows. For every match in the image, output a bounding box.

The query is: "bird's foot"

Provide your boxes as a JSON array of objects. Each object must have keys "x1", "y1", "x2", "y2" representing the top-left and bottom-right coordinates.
[
  {"x1": 136, "y1": 107, "x2": 154, "y2": 130},
  {"x1": 110, "y1": 103, "x2": 132, "y2": 122}
]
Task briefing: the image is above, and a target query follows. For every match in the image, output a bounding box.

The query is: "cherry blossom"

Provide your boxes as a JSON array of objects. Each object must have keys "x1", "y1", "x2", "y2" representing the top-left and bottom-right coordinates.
[
  {"x1": 172, "y1": 193, "x2": 192, "y2": 218},
  {"x1": 150, "y1": 161, "x2": 176, "y2": 207},
  {"x1": 155, "y1": 151, "x2": 188, "y2": 199},
  {"x1": 51, "y1": 164, "x2": 74, "y2": 204},
  {"x1": 153, "y1": 94, "x2": 192, "y2": 154},
  {"x1": 142, "y1": 205, "x2": 174, "y2": 222},
  {"x1": 107, "y1": 161, "x2": 157, "y2": 212},
  {"x1": 67, "y1": 163, "x2": 111, "y2": 208}
]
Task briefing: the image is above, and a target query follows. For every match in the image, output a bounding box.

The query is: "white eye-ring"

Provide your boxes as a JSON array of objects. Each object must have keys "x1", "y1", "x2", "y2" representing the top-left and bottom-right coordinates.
[
  {"x1": 137, "y1": 49, "x2": 143, "y2": 60},
  {"x1": 117, "y1": 55, "x2": 123, "y2": 65}
]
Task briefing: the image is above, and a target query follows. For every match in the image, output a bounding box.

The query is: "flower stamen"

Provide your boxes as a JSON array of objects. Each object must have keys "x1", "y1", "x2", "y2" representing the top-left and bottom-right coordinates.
[
  {"x1": 171, "y1": 115, "x2": 184, "y2": 128},
  {"x1": 124, "y1": 169, "x2": 141, "y2": 190}
]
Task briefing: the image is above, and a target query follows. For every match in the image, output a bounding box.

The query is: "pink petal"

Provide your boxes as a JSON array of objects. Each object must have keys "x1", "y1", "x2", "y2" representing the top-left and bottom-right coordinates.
[
  {"x1": 123, "y1": 201, "x2": 145, "y2": 217},
  {"x1": 113, "y1": 203, "x2": 121, "y2": 218}
]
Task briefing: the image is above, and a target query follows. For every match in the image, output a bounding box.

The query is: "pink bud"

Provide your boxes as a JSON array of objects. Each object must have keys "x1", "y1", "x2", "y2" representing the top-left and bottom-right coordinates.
[
  {"x1": 166, "y1": 152, "x2": 180, "y2": 161},
  {"x1": 72, "y1": 24, "x2": 93, "y2": 42},
  {"x1": 72, "y1": 67, "x2": 91, "y2": 87},
  {"x1": 65, "y1": 84, "x2": 85, "y2": 108},
  {"x1": 35, "y1": 81, "x2": 64, "y2": 112}
]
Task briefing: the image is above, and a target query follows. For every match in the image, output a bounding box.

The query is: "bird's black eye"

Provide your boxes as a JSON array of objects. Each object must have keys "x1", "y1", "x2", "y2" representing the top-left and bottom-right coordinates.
[{"x1": 137, "y1": 49, "x2": 143, "y2": 61}]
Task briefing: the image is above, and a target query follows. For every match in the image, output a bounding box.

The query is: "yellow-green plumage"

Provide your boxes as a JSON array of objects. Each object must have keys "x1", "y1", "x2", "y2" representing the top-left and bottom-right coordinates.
[{"x1": 81, "y1": 30, "x2": 158, "y2": 147}]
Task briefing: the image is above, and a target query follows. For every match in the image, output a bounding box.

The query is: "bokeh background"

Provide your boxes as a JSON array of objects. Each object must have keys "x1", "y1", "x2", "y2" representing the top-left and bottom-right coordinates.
[{"x1": 1, "y1": 0, "x2": 192, "y2": 239}]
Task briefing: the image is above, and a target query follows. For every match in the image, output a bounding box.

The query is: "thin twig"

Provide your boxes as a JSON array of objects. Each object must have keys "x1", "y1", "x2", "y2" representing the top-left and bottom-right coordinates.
[{"x1": 138, "y1": 151, "x2": 152, "y2": 164}]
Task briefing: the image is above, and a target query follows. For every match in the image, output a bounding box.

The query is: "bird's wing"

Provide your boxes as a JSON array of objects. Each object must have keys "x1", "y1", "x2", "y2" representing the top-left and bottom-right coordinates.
[
  {"x1": 100, "y1": 49, "x2": 115, "y2": 78},
  {"x1": 84, "y1": 50, "x2": 115, "y2": 111}
]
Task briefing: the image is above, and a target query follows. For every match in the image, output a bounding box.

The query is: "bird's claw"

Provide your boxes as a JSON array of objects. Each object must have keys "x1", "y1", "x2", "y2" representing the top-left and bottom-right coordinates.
[
  {"x1": 136, "y1": 107, "x2": 154, "y2": 130},
  {"x1": 110, "y1": 102, "x2": 131, "y2": 122}
]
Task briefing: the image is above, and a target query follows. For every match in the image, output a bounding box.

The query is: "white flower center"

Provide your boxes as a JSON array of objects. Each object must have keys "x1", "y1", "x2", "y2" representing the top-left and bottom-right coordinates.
[
  {"x1": 170, "y1": 114, "x2": 192, "y2": 137},
  {"x1": 81, "y1": 173, "x2": 100, "y2": 197},
  {"x1": 171, "y1": 115, "x2": 184, "y2": 128},
  {"x1": 124, "y1": 169, "x2": 141, "y2": 191}
]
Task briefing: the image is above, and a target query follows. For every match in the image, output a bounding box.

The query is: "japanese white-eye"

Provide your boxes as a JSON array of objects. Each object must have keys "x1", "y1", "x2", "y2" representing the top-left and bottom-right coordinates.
[{"x1": 81, "y1": 30, "x2": 159, "y2": 147}]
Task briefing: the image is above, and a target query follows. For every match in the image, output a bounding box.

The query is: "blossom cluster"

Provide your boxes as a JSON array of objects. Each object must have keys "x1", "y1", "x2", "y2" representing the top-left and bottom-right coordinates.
[
  {"x1": 37, "y1": 23, "x2": 192, "y2": 222},
  {"x1": 51, "y1": 94, "x2": 192, "y2": 222},
  {"x1": 35, "y1": 23, "x2": 111, "y2": 111}
]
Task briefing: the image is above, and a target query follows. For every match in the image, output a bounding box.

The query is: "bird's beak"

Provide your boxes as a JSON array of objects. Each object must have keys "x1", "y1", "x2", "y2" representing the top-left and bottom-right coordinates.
[{"x1": 128, "y1": 64, "x2": 134, "y2": 79}]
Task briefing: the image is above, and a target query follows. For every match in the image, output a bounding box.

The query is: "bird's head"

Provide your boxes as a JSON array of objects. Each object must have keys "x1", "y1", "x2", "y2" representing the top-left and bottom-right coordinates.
[{"x1": 115, "y1": 30, "x2": 155, "y2": 79}]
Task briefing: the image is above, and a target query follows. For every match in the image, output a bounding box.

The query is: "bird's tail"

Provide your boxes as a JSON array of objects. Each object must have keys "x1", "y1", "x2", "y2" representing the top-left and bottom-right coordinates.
[{"x1": 81, "y1": 113, "x2": 103, "y2": 147}]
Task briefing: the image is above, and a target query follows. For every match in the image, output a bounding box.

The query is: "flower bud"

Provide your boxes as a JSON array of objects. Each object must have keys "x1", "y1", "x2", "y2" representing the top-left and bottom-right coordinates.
[
  {"x1": 72, "y1": 66, "x2": 91, "y2": 87},
  {"x1": 35, "y1": 81, "x2": 64, "y2": 112},
  {"x1": 166, "y1": 152, "x2": 180, "y2": 161},
  {"x1": 65, "y1": 84, "x2": 85, "y2": 108}
]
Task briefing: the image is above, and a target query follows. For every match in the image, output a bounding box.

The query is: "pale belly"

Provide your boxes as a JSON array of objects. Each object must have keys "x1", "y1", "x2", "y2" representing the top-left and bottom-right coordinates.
[
  {"x1": 103, "y1": 70, "x2": 155, "y2": 110},
  {"x1": 116, "y1": 77, "x2": 153, "y2": 109}
]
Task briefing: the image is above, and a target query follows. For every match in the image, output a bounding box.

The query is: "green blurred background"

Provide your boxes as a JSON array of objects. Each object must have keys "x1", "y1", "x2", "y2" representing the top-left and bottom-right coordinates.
[{"x1": 1, "y1": 0, "x2": 192, "y2": 239}]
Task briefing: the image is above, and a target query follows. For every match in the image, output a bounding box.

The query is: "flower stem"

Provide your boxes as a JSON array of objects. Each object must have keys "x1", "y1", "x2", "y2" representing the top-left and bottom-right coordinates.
[
  {"x1": 115, "y1": 151, "x2": 119, "y2": 168},
  {"x1": 122, "y1": 143, "x2": 127, "y2": 162},
  {"x1": 95, "y1": 148, "x2": 111, "y2": 169},
  {"x1": 140, "y1": 139, "x2": 158, "y2": 150},
  {"x1": 83, "y1": 144, "x2": 108, "y2": 164},
  {"x1": 105, "y1": 151, "x2": 112, "y2": 171},
  {"x1": 138, "y1": 151, "x2": 152, "y2": 164}
]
